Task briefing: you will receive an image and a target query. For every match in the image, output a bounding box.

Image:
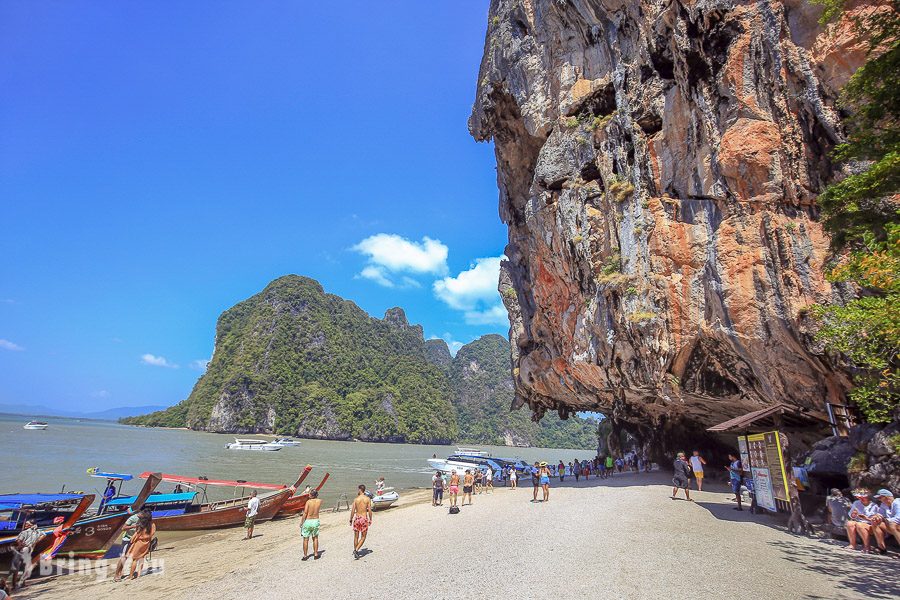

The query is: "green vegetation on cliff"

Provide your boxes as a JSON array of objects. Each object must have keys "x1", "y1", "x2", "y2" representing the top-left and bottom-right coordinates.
[
  {"x1": 126, "y1": 276, "x2": 598, "y2": 448},
  {"x1": 812, "y1": 0, "x2": 899, "y2": 423},
  {"x1": 125, "y1": 275, "x2": 458, "y2": 444},
  {"x1": 449, "y1": 334, "x2": 599, "y2": 449}
]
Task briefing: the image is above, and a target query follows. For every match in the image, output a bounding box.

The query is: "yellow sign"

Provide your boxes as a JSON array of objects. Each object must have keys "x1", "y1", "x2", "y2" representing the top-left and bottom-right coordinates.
[{"x1": 746, "y1": 431, "x2": 789, "y2": 502}]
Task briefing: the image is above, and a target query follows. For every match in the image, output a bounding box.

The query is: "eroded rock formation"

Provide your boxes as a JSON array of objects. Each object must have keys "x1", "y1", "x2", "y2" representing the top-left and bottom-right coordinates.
[{"x1": 470, "y1": 0, "x2": 876, "y2": 441}]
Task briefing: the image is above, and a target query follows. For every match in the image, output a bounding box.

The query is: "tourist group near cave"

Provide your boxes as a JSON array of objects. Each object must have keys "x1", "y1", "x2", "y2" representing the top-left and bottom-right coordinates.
[{"x1": 670, "y1": 449, "x2": 900, "y2": 558}]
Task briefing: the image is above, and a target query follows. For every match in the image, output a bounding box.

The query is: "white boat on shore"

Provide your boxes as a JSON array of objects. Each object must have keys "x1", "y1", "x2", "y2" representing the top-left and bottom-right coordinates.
[
  {"x1": 225, "y1": 438, "x2": 282, "y2": 451},
  {"x1": 23, "y1": 421, "x2": 49, "y2": 430},
  {"x1": 367, "y1": 487, "x2": 399, "y2": 510}
]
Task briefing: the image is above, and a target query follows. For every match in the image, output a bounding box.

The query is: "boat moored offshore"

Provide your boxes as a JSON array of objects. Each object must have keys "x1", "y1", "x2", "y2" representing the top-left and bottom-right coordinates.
[
  {"x1": 23, "y1": 421, "x2": 49, "y2": 430},
  {"x1": 225, "y1": 438, "x2": 283, "y2": 451}
]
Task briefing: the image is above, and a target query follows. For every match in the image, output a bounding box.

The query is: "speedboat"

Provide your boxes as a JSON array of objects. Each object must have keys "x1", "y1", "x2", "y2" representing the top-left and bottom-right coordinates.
[
  {"x1": 428, "y1": 457, "x2": 489, "y2": 477},
  {"x1": 225, "y1": 438, "x2": 282, "y2": 451},
  {"x1": 455, "y1": 447, "x2": 489, "y2": 457},
  {"x1": 370, "y1": 487, "x2": 399, "y2": 510},
  {"x1": 23, "y1": 421, "x2": 48, "y2": 430},
  {"x1": 271, "y1": 437, "x2": 302, "y2": 447}
]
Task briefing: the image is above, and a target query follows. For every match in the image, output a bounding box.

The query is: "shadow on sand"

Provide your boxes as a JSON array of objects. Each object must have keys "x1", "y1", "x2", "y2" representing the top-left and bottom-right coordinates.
[{"x1": 767, "y1": 537, "x2": 900, "y2": 600}]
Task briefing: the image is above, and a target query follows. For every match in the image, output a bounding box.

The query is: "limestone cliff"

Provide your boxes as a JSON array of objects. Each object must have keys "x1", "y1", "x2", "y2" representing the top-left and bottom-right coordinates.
[
  {"x1": 470, "y1": 0, "x2": 875, "y2": 441},
  {"x1": 451, "y1": 334, "x2": 600, "y2": 448}
]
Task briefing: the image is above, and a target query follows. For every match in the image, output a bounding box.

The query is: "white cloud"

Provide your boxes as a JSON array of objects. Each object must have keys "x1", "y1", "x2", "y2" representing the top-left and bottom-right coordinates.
[
  {"x1": 189, "y1": 358, "x2": 210, "y2": 372},
  {"x1": 358, "y1": 265, "x2": 395, "y2": 288},
  {"x1": 91, "y1": 390, "x2": 111, "y2": 399},
  {"x1": 433, "y1": 256, "x2": 509, "y2": 326},
  {"x1": 353, "y1": 234, "x2": 449, "y2": 287},
  {"x1": 141, "y1": 353, "x2": 178, "y2": 368},
  {"x1": 433, "y1": 256, "x2": 503, "y2": 310},
  {"x1": 0, "y1": 339, "x2": 23, "y2": 351}
]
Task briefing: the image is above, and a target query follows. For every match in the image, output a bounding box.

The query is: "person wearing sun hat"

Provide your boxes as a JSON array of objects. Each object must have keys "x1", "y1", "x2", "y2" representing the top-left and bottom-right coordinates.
[
  {"x1": 846, "y1": 489, "x2": 888, "y2": 553},
  {"x1": 873, "y1": 488, "x2": 900, "y2": 550}
]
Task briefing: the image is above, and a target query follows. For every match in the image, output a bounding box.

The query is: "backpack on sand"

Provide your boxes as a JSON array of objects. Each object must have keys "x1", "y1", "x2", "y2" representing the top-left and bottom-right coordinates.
[{"x1": 449, "y1": 506, "x2": 460, "y2": 515}]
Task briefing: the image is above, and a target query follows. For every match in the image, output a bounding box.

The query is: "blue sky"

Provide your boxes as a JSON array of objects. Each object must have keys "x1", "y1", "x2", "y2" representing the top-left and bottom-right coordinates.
[{"x1": 0, "y1": 1, "x2": 507, "y2": 412}]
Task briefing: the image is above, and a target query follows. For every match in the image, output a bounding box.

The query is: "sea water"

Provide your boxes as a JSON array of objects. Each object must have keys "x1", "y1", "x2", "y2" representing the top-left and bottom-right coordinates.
[{"x1": 0, "y1": 413, "x2": 596, "y2": 506}]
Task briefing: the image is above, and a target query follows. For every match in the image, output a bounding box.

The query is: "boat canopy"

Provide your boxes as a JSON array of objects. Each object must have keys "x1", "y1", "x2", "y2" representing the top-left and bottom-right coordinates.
[
  {"x1": 0, "y1": 493, "x2": 85, "y2": 510},
  {"x1": 87, "y1": 468, "x2": 134, "y2": 481},
  {"x1": 106, "y1": 492, "x2": 197, "y2": 507},
  {"x1": 138, "y1": 472, "x2": 286, "y2": 490}
]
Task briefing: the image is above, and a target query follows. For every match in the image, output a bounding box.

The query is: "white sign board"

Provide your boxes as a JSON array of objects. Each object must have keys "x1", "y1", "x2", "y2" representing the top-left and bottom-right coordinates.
[{"x1": 752, "y1": 467, "x2": 776, "y2": 511}]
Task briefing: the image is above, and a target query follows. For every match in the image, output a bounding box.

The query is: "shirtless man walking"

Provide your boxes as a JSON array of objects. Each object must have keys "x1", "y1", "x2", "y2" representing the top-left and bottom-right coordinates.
[
  {"x1": 449, "y1": 470, "x2": 461, "y2": 507},
  {"x1": 300, "y1": 489, "x2": 322, "y2": 561},
  {"x1": 350, "y1": 484, "x2": 373, "y2": 559}
]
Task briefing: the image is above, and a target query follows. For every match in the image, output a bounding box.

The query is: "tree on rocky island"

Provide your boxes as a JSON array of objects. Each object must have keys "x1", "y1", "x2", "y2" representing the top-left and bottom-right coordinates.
[{"x1": 812, "y1": 0, "x2": 899, "y2": 424}]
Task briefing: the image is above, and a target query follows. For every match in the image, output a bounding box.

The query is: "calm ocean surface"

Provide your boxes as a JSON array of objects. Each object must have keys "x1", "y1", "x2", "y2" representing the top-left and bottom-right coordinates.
[{"x1": 0, "y1": 414, "x2": 598, "y2": 506}]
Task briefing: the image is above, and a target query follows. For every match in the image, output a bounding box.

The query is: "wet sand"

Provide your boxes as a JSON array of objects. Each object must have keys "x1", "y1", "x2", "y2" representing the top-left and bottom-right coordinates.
[{"x1": 19, "y1": 472, "x2": 896, "y2": 600}]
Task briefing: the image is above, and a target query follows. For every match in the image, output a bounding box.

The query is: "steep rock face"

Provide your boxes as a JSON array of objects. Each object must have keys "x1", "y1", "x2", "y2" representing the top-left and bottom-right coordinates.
[
  {"x1": 451, "y1": 334, "x2": 600, "y2": 449},
  {"x1": 470, "y1": 0, "x2": 872, "y2": 437},
  {"x1": 425, "y1": 338, "x2": 453, "y2": 373}
]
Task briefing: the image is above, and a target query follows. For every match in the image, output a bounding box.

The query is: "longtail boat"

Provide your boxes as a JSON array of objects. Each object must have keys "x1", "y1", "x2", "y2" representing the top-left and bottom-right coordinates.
[
  {"x1": 50, "y1": 472, "x2": 162, "y2": 560},
  {"x1": 0, "y1": 493, "x2": 92, "y2": 536},
  {"x1": 134, "y1": 469, "x2": 306, "y2": 531},
  {"x1": 0, "y1": 494, "x2": 94, "y2": 571},
  {"x1": 277, "y1": 470, "x2": 330, "y2": 517}
]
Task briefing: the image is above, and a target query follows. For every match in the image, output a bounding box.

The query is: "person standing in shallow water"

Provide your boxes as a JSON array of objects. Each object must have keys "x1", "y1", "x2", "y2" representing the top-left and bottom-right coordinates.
[
  {"x1": 300, "y1": 489, "x2": 322, "y2": 561},
  {"x1": 671, "y1": 452, "x2": 692, "y2": 501},
  {"x1": 350, "y1": 485, "x2": 373, "y2": 559}
]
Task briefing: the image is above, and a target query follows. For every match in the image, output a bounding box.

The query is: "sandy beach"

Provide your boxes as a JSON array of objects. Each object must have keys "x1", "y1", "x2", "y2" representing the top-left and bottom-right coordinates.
[{"x1": 17, "y1": 471, "x2": 897, "y2": 600}]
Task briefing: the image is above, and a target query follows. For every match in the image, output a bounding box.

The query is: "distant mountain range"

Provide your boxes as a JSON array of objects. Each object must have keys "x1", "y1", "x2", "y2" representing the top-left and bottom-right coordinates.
[{"x1": 0, "y1": 403, "x2": 169, "y2": 421}]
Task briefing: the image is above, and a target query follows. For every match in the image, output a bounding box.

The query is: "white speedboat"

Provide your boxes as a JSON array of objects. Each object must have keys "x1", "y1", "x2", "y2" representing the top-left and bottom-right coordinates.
[
  {"x1": 23, "y1": 421, "x2": 49, "y2": 430},
  {"x1": 371, "y1": 487, "x2": 399, "y2": 510},
  {"x1": 428, "y1": 457, "x2": 486, "y2": 476},
  {"x1": 225, "y1": 438, "x2": 282, "y2": 451},
  {"x1": 455, "y1": 447, "x2": 489, "y2": 457},
  {"x1": 271, "y1": 438, "x2": 301, "y2": 447}
]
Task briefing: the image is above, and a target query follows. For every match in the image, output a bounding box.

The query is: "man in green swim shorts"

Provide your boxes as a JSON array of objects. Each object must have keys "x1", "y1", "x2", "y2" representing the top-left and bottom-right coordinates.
[{"x1": 300, "y1": 489, "x2": 323, "y2": 561}]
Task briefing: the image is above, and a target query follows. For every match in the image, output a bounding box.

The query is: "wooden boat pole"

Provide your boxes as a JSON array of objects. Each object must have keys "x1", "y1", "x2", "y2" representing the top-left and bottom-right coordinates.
[
  {"x1": 38, "y1": 493, "x2": 96, "y2": 561},
  {"x1": 291, "y1": 465, "x2": 313, "y2": 491},
  {"x1": 314, "y1": 473, "x2": 330, "y2": 492},
  {"x1": 131, "y1": 472, "x2": 162, "y2": 512}
]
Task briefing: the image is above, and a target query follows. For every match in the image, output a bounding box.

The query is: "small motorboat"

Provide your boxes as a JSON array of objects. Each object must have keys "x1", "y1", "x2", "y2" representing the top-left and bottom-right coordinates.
[
  {"x1": 23, "y1": 421, "x2": 48, "y2": 430},
  {"x1": 225, "y1": 438, "x2": 282, "y2": 451},
  {"x1": 371, "y1": 487, "x2": 399, "y2": 510},
  {"x1": 272, "y1": 437, "x2": 302, "y2": 447}
]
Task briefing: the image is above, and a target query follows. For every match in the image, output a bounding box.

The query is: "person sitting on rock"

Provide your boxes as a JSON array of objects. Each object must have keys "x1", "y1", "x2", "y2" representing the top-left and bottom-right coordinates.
[
  {"x1": 872, "y1": 489, "x2": 900, "y2": 552},
  {"x1": 825, "y1": 488, "x2": 851, "y2": 538},
  {"x1": 846, "y1": 489, "x2": 888, "y2": 554}
]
